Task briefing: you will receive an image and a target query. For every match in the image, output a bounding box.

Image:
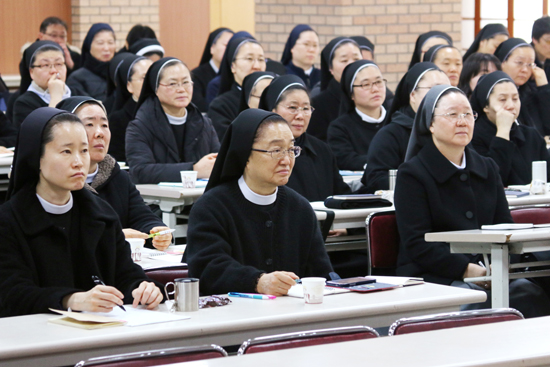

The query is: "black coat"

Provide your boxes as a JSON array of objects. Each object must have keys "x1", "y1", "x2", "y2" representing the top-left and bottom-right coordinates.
[
  {"x1": 0, "y1": 111, "x2": 17, "y2": 148},
  {"x1": 66, "y1": 67, "x2": 108, "y2": 102},
  {"x1": 287, "y1": 133, "x2": 351, "y2": 201},
  {"x1": 87, "y1": 155, "x2": 165, "y2": 240},
  {"x1": 191, "y1": 62, "x2": 217, "y2": 113},
  {"x1": 394, "y1": 140, "x2": 513, "y2": 285},
  {"x1": 108, "y1": 98, "x2": 136, "y2": 162},
  {"x1": 285, "y1": 62, "x2": 321, "y2": 91},
  {"x1": 207, "y1": 83, "x2": 241, "y2": 142},
  {"x1": 0, "y1": 185, "x2": 159, "y2": 317},
  {"x1": 308, "y1": 78, "x2": 341, "y2": 141},
  {"x1": 327, "y1": 111, "x2": 383, "y2": 171},
  {"x1": 472, "y1": 116, "x2": 550, "y2": 186},
  {"x1": 361, "y1": 109, "x2": 414, "y2": 193},
  {"x1": 126, "y1": 98, "x2": 220, "y2": 184},
  {"x1": 518, "y1": 82, "x2": 550, "y2": 136},
  {"x1": 12, "y1": 92, "x2": 47, "y2": 127},
  {"x1": 186, "y1": 181, "x2": 333, "y2": 295}
]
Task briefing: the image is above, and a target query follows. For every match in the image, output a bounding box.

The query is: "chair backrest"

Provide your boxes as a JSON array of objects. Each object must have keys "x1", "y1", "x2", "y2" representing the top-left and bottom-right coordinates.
[
  {"x1": 238, "y1": 326, "x2": 379, "y2": 355},
  {"x1": 365, "y1": 211, "x2": 399, "y2": 275},
  {"x1": 75, "y1": 344, "x2": 227, "y2": 367},
  {"x1": 510, "y1": 206, "x2": 550, "y2": 225},
  {"x1": 144, "y1": 265, "x2": 188, "y2": 287},
  {"x1": 388, "y1": 308, "x2": 524, "y2": 336}
]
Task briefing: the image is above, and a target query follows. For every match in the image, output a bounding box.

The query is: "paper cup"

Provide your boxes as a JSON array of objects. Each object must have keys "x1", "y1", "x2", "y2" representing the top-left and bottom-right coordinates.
[
  {"x1": 127, "y1": 238, "x2": 145, "y2": 262},
  {"x1": 301, "y1": 277, "x2": 326, "y2": 304},
  {"x1": 180, "y1": 170, "x2": 198, "y2": 189},
  {"x1": 531, "y1": 161, "x2": 547, "y2": 195}
]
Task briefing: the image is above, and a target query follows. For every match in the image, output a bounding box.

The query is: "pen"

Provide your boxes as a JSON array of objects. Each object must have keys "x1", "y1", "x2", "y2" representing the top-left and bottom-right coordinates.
[
  {"x1": 478, "y1": 261, "x2": 486, "y2": 269},
  {"x1": 228, "y1": 292, "x2": 276, "y2": 300},
  {"x1": 91, "y1": 275, "x2": 126, "y2": 311},
  {"x1": 148, "y1": 228, "x2": 176, "y2": 238}
]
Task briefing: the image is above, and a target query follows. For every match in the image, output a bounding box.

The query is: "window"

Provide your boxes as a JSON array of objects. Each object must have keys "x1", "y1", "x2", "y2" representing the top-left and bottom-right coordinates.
[{"x1": 462, "y1": 0, "x2": 549, "y2": 51}]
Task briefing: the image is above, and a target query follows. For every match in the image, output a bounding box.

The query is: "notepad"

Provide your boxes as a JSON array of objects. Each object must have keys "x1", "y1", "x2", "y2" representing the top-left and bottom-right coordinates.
[
  {"x1": 48, "y1": 309, "x2": 126, "y2": 330},
  {"x1": 87, "y1": 307, "x2": 190, "y2": 327}
]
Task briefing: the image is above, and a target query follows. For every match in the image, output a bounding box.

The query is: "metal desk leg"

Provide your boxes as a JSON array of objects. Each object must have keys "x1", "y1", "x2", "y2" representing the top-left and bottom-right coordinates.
[
  {"x1": 491, "y1": 244, "x2": 509, "y2": 308},
  {"x1": 162, "y1": 212, "x2": 177, "y2": 231}
]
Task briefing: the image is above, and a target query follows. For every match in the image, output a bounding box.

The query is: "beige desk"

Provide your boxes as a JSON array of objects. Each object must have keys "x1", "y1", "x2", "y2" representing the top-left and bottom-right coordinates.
[
  {"x1": 507, "y1": 192, "x2": 550, "y2": 207},
  {"x1": 0, "y1": 283, "x2": 484, "y2": 367},
  {"x1": 310, "y1": 201, "x2": 394, "y2": 230},
  {"x1": 0, "y1": 155, "x2": 12, "y2": 175},
  {"x1": 163, "y1": 316, "x2": 550, "y2": 367}
]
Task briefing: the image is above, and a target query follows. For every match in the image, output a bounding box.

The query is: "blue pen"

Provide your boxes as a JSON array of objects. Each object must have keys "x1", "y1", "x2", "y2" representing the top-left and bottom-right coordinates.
[{"x1": 228, "y1": 292, "x2": 276, "y2": 300}]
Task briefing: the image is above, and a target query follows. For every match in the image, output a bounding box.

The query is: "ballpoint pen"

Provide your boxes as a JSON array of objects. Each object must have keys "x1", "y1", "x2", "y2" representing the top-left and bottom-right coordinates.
[
  {"x1": 228, "y1": 292, "x2": 276, "y2": 300},
  {"x1": 92, "y1": 275, "x2": 126, "y2": 311},
  {"x1": 147, "y1": 228, "x2": 176, "y2": 238}
]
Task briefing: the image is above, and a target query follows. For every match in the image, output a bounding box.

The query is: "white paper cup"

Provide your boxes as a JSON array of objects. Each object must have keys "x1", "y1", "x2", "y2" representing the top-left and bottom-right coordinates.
[
  {"x1": 127, "y1": 238, "x2": 145, "y2": 262},
  {"x1": 180, "y1": 170, "x2": 198, "y2": 189},
  {"x1": 531, "y1": 161, "x2": 547, "y2": 195},
  {"x1": 301, "y1": 277, "x2": 326, "y2": 304}
]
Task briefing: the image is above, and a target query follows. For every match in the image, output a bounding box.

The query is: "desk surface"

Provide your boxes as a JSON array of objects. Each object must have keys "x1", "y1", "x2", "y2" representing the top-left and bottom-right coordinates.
[
  {"x1": 0, "y1": 283, "x2": 484, "y2": 367},
  {"x1": 165, "y1": 316, "x2": 550, "y2": 367},
  {"x1": 0, "y1": 155, "x2": 12, "y2": 175},
  {"x1": 425, "y1": 227, "x2": 550, "y2": 244}
]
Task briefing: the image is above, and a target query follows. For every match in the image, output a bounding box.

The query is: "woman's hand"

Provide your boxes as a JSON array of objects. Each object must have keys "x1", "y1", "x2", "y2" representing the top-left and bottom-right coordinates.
[
  {"x1": 328, "y1": 229, "x2": 348, "y2": 237},
  {"x1": 132, "y1": 281, "x2": 163, "y2": 309},
  {"x1": 0, "y1": 146, "x2": 12, "y2": 154},
  {"x1": 256, "y1": 271, "x2": 299, "y2": 296},
  {"x1": 532, "y1": 64, "x2": 548, "y2": 87},
  {"x1": 193, "y1": 153, "x2": 217, "y2": 178},
  {"x1": 63, "y1": 285, "x2": 124, "y2": 312},
  {"x1": 494, "y1": 105, "x2": 516, "y2": 141},
  {"x1": 122, "y1": 228, "x2": 149, "y2": 239},
  {"x1": 463, "y1": 263, "x2": 491, "y2": 290},
  {"x1": 47, "y1": 73, "x2": 66, "y2": 107},
  {"x1": 150, "y1": 226, "x2": 172, "y2": 251}
]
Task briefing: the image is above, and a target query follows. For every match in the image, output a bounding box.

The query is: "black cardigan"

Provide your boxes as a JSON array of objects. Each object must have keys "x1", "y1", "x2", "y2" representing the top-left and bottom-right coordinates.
[
  {"x1": 185, "y1": 181, "x2": 333, "y2": 295},
  {"x1": 287, "y1": 133, "x2": 351, "y2": 201},
  {"x1": 471, "y1": 115, "x2": 550, "y2": 186},
  {"x1": 13, "y1": 91, "x2": 47, "y2": 128},
  {"x1": 394, "y1": 140, "x2": 513, "y2": 285},
  {"x1": 327, "y1": 110, "x2": 383, "y2": 171},
  {"x1": 108, "y1": 98, "x2": 136, "y2": 162},
  {"x1": 0, "y1": 111, "x2": 17, "y2": 148},
  {"x1": 126, "y1": 98, "x2": 220, "y2": 184},
  {"x1": 207, "y1": 83, "x2": 241, "y2": 142},
  {"x1": 66, "y1": 67, "x2": 108, "y2": 102},
  {"x1": 518, "y1": 82, "x2": 550, "y2": 136},
  {"x1": 308, "y1": 78, "x2": 342, "y2": 141},
  {"x1": 191, "y1": 62, "x2": 217, "y2": 113},
  {"x1": 361, "y1": 109, "x2": 414, "y2": 193},
  {"x1": 0, "y1": 185, "x2": 160, "y2": 317}
]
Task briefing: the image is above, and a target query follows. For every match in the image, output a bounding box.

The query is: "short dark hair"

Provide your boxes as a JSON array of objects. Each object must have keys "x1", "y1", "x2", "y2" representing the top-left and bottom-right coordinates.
[
  {"x1": 30, "y1": 45, "x2": 65, "y2": 66},
  {"x1": 39, "y1": 17, "x2": 68, "y2": 33},
  {"x1": 533, "y1": 16, "x2": 550, "y2": 41},
  {"x1": 458, "y1": 53, "x2": 502, "y2": 98},
  {"x1": 126, "y1": 24, "x2": 157, "y2": 48},
  {"x1": 40, "y1": 113, "x2": 83, "y2": 158}
]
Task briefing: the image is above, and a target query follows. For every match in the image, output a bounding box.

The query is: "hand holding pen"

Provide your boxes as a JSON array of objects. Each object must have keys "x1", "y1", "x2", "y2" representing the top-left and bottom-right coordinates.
[
  {"x1": 92, "y1": 276, "x2": 126, "y2": 311},
  {"x1": 62, "y1": 277, "x2": 126, "y2": 313}
]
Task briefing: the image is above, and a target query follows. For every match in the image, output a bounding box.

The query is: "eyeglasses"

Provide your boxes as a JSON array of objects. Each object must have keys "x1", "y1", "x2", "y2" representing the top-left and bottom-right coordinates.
[
  {"x1": 235, "y1": 57, "x2": 266, "y2": 65},
  {"x1": 353, "y1": 79, "x2": 387, "y2": 91},
  {"x1": 511, "y1": 60, "x2": 536, "y2": 69},
  {"x1": 43, "y1": 33, "x2": 67, "y2": 40},
  {"x1": 434, "y1": 111, "x2": 478, "y2": 123},
  {"x1": 31, "y1": 63, "x2": 66, "y2": 70},
  {"x1": 158, "y1": 81, "x2": 194, "y2": 91},
  {"x1": 251, "y1": 146, "x2": 302, "y2": 159},
  {"x1": 284, "y1": 105, "x2": 315, "y2": 115}
]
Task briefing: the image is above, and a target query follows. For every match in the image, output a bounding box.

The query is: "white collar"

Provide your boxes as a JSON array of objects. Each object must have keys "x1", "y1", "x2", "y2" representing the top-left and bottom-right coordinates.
[
  {"x1": 238, "y1": 176, "x2": 277, "y2": 205},
  {"x1": 209, "y1": 59, "x2": 219, "y2": 74},
  {"x1": 28, "y1": 81, "x2": 71, "y2": 104},
  {"x1": 304, "y1": 66, "x2": 313, "y2": 76},
  {"x1": 355, "y1": 106, "x2": 386, "y2": 124},
  {"x1": 450, "y1": 151, "x2": 466, "y2": 169},
  {"x1": 166, "y1": 109, "x2": 188, "y2": 125},
  {"x1": 86, "y1": 165, "x2": 99, "y2": 184},
  {"x1": 36, "y1": 193, "x2": 73, "y2": 214}
]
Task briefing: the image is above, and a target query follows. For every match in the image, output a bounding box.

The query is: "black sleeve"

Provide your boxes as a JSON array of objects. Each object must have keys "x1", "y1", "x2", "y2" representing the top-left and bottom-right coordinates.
[
  {"x1": 207, "y1": 98, "x2": 234, "y2": 143},
  {"x1": 362, "y1": 127, "x2": 402, "y2": 192},
  {"x1": 12, "y1": 94, "x2": 39, "y2": 127},
  {"x1": 191, "y1": 69, "x2": 209, "y2": 113},
  {"x1": 107, "y1": 109, "x2": 129, "y2": 162},
  {"x1": 66, "y1": 72, "x2": 90, "y2": 97},
  {"x1": 331, "y1": 152, "x2": 352, "y2": 195},
  {"x1": 0, "y1": 111, "x2": 17, "y2": 147},
  {"x1": 327, "y1": 121, "x2": 368, "y2": 171}
]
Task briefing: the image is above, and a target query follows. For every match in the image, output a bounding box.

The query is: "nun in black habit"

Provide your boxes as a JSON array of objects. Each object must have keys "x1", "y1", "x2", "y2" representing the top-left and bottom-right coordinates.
[
  {"x1": 462, "y1": 23, "x2": 509, "y2": 61},
  {"x1": 67, "y1": 23, "x2": 116, "y2": 102},
  {"x1": 107, "y1": 54, "x2": 152, "y2": 161},
  {"x1": 0, "y1": 107, "x2": 164, "y2": 317},
  {"x1": 328, "y1": 60, "x2": 386, "y2": 171},
  {"x1": 394, "y1": 85, "x2": 550, "y2": 318},
  {"x1": 208, "y1": 36, "x2": 266, "y2": 141},
  {"x1": 57, "y1": 96, "x2": 171, "y2": 250},
  {"x1": 408, "y1": 31, "x2": 452, "y2": 70},
  {"x1": 280, "y1": 24, "x2": 321, "y2": 90},
  {"x1": 308, "y1": 37, "x2": 362, "y2": 141},
  {"x1": 13, "y1": 40, "x2": 72, "y2": 127},
  {"x1": 361, "y1": 62, "x2": 449, "y2": 192},
  {"x1": 259, "y1": 74, "x2": 350, "y2": 202},
  {"x1": 238, "y1": 71, "x2": 276, "y2": 112},
  {"x1": 494, "y1": 38, "x2": 550, "y2": 136},
  {"x1": 470, "y1": 71, "x2": 550, "y2": 186},
  {"x1": 191, "y1": 28, "x2": 234, "y2": 112},
  {"x1": 126, "y1": 57, "x2": 220, "y2": 184},
  {"x1": 185, "y1": 109, "x2": 333, "y2": 296},
  {"x1": 129, "y1": 38, "x2": 165, "y2": 61}
]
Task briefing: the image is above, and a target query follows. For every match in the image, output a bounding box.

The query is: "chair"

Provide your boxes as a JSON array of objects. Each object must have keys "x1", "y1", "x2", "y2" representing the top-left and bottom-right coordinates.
[
  {"x1": 388, "y1": 308, "x2": 524, "y2": 336},
  {"x1": 365, "y1": 210, "x2": 399, "y2": 275},
  {"x1": 510, "y1": 205, "x2": 550, "y2": 225},
  {"x1": 74, "y1": 344, "x2": 227, "y2": 366},
  {"x1": 144, "y1": 265, "x2": 188, "y2": 286},
  {"x1": 237, "y1": 326, "x2": 379, "y2": 355}
]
